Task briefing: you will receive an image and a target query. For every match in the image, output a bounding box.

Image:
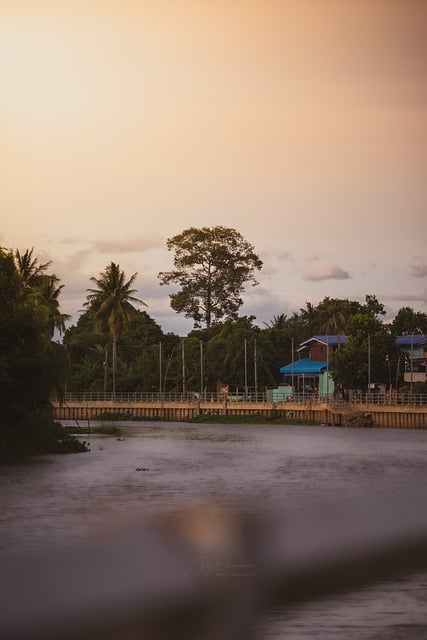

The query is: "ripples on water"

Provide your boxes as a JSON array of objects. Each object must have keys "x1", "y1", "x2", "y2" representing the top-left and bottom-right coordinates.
[{"x1": 1, "y1": 422, "x2": 427, "y2": 638}]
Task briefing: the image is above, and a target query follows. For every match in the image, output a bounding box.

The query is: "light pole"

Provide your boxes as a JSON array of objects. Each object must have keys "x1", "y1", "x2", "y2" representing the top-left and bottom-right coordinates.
[
  {"x1": 291, "y1": 337, "x2": 295, "y2": 395},
  {"x1": 254, "y1": 339, "x2": 258, "y2": 398},
  {"x1": 368, "y1": 334, "x2": 371, "y2": 393},
  {"x1": 181, "y1": 339, "x2": 186, "y2": 395},
  {"x1": 200, "y1": 340, "x2": 204, "y2": 398},
  {"x1": 326, "y1": 335, "x2": 329, "y2": 401},
  {"x1": 386, "y1": 353, "x2": 391, "y2": 400},
  {"x1": 244, "y1": 339, "x2": 248, "y2": 399},
  {"x1": 159, "y1": 342, "x2": 162, "y2": 398},
  {"x1": 103, "y1": 345, "x2": 108, "y2": 394}
]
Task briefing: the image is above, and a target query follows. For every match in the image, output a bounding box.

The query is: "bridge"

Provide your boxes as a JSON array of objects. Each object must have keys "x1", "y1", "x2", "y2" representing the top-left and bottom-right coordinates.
[{"x1": 52, "y1": 392, "x2": 427, "y2": 428}]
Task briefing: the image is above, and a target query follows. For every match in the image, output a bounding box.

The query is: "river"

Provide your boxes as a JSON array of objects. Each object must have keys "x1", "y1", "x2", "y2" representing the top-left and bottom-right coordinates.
[{"x1": 1, "y1": 422, "x2": 427, "y2": 638}]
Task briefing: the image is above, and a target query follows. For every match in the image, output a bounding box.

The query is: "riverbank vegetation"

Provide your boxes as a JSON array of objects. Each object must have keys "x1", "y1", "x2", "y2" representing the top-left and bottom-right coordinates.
[
  {"x1": 64, "y1": 292, "x2": 426, "y2": 397},
  {"x1": 187, "y1": 414, "x2": 316, "y2": 426},
  {"x1": 1, "y1": 236, "x2": 426, "y2": 455},
  {"x1": 0, "y1": 247, "x2": 88, "y2": 457}
]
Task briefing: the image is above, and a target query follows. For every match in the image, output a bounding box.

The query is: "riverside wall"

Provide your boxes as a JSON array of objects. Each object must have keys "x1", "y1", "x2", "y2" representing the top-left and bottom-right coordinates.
[{"x1": 51, "y1": 399, "x2": 427, "y2": 429}]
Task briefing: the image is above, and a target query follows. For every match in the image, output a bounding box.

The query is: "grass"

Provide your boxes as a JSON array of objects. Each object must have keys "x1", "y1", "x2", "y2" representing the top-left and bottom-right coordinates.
[
  {"x1": 64, "y1": 424, "x2": 122, "y2": 436},
  {"x1": 187, "y1": 414, "x2": 315, "y2": 426}
]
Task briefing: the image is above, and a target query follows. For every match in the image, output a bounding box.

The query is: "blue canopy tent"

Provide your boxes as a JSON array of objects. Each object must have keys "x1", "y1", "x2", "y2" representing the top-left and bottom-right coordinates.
[{"x1": 280, "y1": 358, "x2": 334, "y2": 396}]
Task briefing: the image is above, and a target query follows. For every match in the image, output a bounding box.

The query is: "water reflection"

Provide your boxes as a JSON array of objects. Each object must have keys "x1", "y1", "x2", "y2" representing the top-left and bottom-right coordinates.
[{"x1": 1, "y1": 422, "x2": 427, "y2": 638}]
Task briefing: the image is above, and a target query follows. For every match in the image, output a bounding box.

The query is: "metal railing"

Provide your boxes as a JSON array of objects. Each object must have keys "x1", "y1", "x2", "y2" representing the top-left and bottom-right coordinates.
[
  {"x1": 60, "y1": 391, "x2": 270, "y2": 404},
  {"x1": 57, "y1": 391, "x2": 427, "y2": 406},
  {"x1": 352, "y1": 393, "x2": 427, "y2": 406}
]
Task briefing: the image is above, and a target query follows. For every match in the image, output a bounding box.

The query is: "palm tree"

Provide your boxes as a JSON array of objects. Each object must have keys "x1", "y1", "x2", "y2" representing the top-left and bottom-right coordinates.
[
  {"x1": 299, "y1": 301, "x2": 318, "y2": 334},
  {"x1": 13, "y1": 248, "x2": 70, "y2": 337},
  {"x1": 264, "y1": 313, "x2": 289, "y2": 330},
  {"x1": 34, "y1": 275, "x2": 71, "y2": 338},
  {"x1": 84, "y1": 262, "x2": 146, "y2": 396},
  {"x1": 315, "y1": 297, "x2": 347, "y2": 337},
  {"x1": 14, "y1": 248, "x2": 52, "y2": 291}
]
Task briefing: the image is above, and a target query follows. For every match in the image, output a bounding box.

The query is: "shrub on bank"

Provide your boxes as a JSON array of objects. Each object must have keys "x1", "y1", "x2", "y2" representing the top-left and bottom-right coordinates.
[
  {"x1": 0, "y1": 409, "x2": 89, "y2": 458},
  {"x1": 188, "y1": 414, "x2": 314, "y2": 426}
]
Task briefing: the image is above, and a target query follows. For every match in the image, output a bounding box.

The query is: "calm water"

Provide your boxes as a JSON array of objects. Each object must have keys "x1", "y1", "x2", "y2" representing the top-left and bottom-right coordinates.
[{"x1": 1, "y1": 422, "x2": 427, "y2": 638}]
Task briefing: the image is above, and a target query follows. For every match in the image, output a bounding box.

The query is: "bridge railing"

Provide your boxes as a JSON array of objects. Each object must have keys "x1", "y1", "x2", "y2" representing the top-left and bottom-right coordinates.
[
  {"x1": 352, "y1": 393, "x2": 427, "y2": 406},
  {"x1": 57, "y1": 391, "x2": 427, "y2": 406}
]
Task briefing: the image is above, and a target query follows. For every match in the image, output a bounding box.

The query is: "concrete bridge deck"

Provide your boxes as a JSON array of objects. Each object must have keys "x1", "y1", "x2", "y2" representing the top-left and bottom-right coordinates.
[{"x1": 52, "y1": 396, "x2": 427, "y2": 429}]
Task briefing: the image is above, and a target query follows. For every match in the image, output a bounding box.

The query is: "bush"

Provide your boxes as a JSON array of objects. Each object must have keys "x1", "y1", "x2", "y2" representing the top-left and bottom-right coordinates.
[{"x1": 0, "y1": 410, "x2": 89, "y2": 458}]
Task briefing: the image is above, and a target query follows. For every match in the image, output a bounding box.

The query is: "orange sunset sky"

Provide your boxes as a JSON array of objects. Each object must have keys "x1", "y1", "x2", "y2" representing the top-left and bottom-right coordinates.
[{"x1": 1, "y1": 0, "x2": 426, "y2": 334}]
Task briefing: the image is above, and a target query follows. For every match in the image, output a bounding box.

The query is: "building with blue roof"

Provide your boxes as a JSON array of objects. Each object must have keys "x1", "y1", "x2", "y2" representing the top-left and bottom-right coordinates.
[
  {"x1": 396, "y1": 334, "x2": 427, "y2": 384},
  {"x1": 276, "y1": 334, "x2": 427, "y2": 396},
  {"x1": 279, "y1": 357, "x2": 334, "y2": 396}
]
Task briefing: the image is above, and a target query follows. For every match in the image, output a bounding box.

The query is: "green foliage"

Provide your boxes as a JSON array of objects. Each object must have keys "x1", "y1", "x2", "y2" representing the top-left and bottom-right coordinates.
[
  {"x1": 188, "y1": 414, "x2": 315, "y2": 426},
  {"x1": 13, "y1": 248, "x2": 70, "y2": 337},
  {"x1": 85, "y1": 262, "x2": 145, "y2": 338},
  {"x1": 1, "y1": 409, "x2": 88, "y2": 457},
  {"x1": 299, "y1": 295, "x2": 385, "y2": 336},
  {"x1": 64, "y1": 309, "x2": 167, "y2": 392},
  {"x1": 158, "y1": 226, "x2": 263, "y2": 328},
  {"x1": 0, "y1": 247, "x2": 78, "y2": 456},
  {"x1": 411, "y1": 381, "x2": 427, "y2": 394},
  {"x1": 83, "y1": 262, "x2": 147, "y2": 394},
  {"x1": 390, "y1": 307, "x2": 427, "y2": 335},
  {"x1": 205, "y1": 317, "x2": 276, "y2": 391},
  {"x1": 332, "y1": 313, "x2": 396, "y2": 390},
  {"x1": 64, "y1": 282, "x2": 425, "y2": 397}
]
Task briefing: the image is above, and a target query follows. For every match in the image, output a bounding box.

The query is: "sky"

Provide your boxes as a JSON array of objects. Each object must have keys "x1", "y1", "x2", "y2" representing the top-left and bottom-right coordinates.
[{"x1": 1, "y1": 0, "x2": 426, "y2": 335}]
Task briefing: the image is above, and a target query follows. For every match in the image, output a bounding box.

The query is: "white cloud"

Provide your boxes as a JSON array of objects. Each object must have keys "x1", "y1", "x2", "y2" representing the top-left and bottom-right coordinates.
[
  {"x1": 93, "y1": 235, "x2": 164, "y2": 254},
  {"x1": 410, "y1": 257, "x2": 427, "y2": 278},
  {"x1": 382, "y1": 290, "x2": 427, "y2": 305},
  {"x1": 303, "y1": 260, "x2": 350, "y2": 282}
]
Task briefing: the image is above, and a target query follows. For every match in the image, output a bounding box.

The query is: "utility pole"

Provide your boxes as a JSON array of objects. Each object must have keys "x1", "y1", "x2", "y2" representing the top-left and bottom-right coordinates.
[
  {"x1": 368, "y1": 334, "x2": 371, "y2": 392},
  {"x1": 291, "y1": 337, "x2": 295, "y2": 394},
  {"x1": 181, "y1": 339, "x2": 186, "y2": 395},
  {"x1": 159, "y1": 342, "x2": 162, "y2": 398},
  {"x1": 326, "y1": 336, "x2": 329, "y2": 401},
  {"x1": 104, "y1": 346, "x2": 108, "y2": 395},
  {"x1": 254, "y1": 339, "x2": 258, "y2": 398},
  {"x1": 200, "y1": 340, "x2": 204, "y2": 398},
  {"x1": 244, "y1": 339, "x2": 248, "y2": 399},
  {"x1": 386, "y1": 353, "x2": 391, "y2": 400}
]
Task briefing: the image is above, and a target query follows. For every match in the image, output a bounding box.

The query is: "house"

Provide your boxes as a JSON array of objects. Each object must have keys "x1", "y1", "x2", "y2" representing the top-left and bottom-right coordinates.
[
  {"x1": 396, "y1": 334, "x2": 427, "y2": 384},
  {"x1": 297, "y1": 335, "x2": 349, "y2": 361},
  {"x1": 275, "y1": 334, "x2": 426, "y2": 396},
  {"x1": 279, "y1": 358, "x2": 334, "y2": 397},
  {"x1": 277, "y1": 336, "x2": 348, "y2": 397}
]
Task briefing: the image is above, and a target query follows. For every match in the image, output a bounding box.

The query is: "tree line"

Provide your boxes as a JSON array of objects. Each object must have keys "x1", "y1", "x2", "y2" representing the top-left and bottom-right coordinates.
[
  {"x1": 1, "y1": 227, "x2": 426, "y2": 454},
  {"x1": 61, "y1": 226, "x2": 426, "y2": 395},
  {"x1": 0, "y1": 247, "x2": 85, "y2": 456}
]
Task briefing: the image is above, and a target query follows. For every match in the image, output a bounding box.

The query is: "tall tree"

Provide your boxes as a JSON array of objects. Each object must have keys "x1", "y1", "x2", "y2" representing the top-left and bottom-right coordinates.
[
  {"x1": 14, "y1": 247, "x2": 52, "y2": 291},
  {"x1": 391, "y1": 307, "x2": 427, "y2": 335},
  {"x1": 361, "y1": 294, "x2": 386, "y2": 319},
  {"x1": 315, "y1": 297, "x2": 348, "y2": 336},
  {"x1": 332, "y1": 313, "x2": 396, "y2": 391},
  {"x1": 13, "y1": 248, "x2": 70, "y2": 337},
  {"x1": 264, "y1": 313, "x2": 289, "y2": 330},
  {"x1": 63, "y1": 309, "x2": 165, "y2": 393},
  {"x1": 0, "y1": 247, "x2": 80, "y2": 455},
  {"x1": 32, "y1": 275, "x2": 71, "y2": 338},
  {"x1": 158, "y1": 226, "x2": 263, "y2": 328},
  {"x1": 84, "y1": 262, "x2": 146, "y2": 395},
  {"x1": 206, "y1": 317, "x2": 276, "y2": 392}
]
